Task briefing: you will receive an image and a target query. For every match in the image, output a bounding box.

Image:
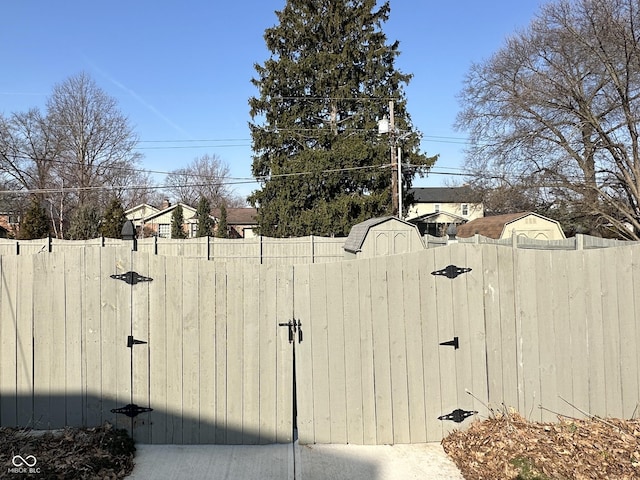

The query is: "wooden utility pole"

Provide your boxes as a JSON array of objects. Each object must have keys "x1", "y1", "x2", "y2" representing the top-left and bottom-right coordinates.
[{"x1": 389, "y1": 100, "x2": 399, "y2": 217}]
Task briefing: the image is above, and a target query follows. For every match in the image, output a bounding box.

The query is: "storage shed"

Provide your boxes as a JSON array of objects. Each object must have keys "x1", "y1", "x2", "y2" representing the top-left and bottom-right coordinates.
[
  {"x1": 456, "y1": 212, "x2": 565, "y2": 240},
  {"x1": 343, "y1": 217, "x2": 425, "y2": 259}
]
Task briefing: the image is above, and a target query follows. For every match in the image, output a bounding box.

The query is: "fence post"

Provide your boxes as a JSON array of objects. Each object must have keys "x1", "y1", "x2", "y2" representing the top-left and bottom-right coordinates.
[
  {"x1": 576, "y1": 234, "x2": 584, "y2": 250},
  {"x1": 121, "y1": 220, "x2": 137, "y2": 251}
]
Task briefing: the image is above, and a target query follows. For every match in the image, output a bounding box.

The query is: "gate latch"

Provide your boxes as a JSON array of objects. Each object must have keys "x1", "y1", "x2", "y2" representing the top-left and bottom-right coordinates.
[{"x1": 279, "y1": 319, "x2": 303, "y2": 344}]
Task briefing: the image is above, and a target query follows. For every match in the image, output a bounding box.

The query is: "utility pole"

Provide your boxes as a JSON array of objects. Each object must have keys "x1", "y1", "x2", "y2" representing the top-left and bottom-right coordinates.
[{"x1": 389, "y1": 100, "x2": 399, "y2": 217}]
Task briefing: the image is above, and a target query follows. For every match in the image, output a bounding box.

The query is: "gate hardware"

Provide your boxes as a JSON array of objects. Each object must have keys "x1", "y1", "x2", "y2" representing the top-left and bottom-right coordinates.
[
  {"x1": 111, "y1": 403, "x2": 153, "y2": 418},
  {"x1": 438, "y1": 408, "x2": 477, "y2": 423},
  {"x1": 431, "y1": 265, "x2": 472, "y2": 279},
  {"x1": 127, "y1": 336, "x2": 148, "y2": 348},
  {"x1": 440, "y1": 337, "x2": 459, "y2": 349},
  {"x1": 110, "y1": 271, "x2": 153, "y2": 285},
  {"x1": 279, "y1": 319, "x2": 303, "y2": 344}
]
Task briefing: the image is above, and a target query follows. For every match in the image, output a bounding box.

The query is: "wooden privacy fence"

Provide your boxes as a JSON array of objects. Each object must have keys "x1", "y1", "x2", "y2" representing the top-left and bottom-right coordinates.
[
  {"x1": 0, "y1": 235, "x2": 346, "y2": 263},
  {"x1": 1, "y1": 243, "x2": 639, "y2": 444}
]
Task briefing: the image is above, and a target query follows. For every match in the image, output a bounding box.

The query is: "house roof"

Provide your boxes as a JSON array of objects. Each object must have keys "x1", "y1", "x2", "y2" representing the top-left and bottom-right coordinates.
[
  {"x1": 408, "y1": 186, "x2": 480, "y2": 204},
  {"x1": 407, "y1": 211, "x2": 468, "y2": 224},
  {"x1": 344, "y1": 216, "x2": 419, "y2": 253},
  {"x1": 455, "y1": 212, "x2": 533, "y2": 239},
  {"x1": 212, "y1": 207, "x2": 258, "y2": 225},
  {"x1": 142, "y1": 203, "x2": 198, "y2": 222}
]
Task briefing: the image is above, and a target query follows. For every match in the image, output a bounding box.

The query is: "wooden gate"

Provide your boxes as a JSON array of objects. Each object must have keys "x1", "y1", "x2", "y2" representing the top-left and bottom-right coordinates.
[{"x1": 294, "y1": 244, "x2": 488, "y2": 444}]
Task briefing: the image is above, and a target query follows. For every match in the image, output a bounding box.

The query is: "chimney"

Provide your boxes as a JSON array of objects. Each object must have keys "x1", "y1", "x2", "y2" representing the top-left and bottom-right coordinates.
[{"x1": 161, "y1": 198, "x2": 171, "y2": 210}]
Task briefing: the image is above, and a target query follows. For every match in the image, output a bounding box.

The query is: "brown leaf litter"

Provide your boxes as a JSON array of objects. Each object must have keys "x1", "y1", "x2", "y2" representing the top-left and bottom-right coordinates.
[
  {"x1": 0, "y1": 423, "x2": 135, "y2": 480},
  {"x1": 442, "y1": 410, "x2": 640, "y2": 480}
]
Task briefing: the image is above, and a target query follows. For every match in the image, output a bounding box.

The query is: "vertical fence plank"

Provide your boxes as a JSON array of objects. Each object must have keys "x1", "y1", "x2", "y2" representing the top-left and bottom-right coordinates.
[
  {"x1": 357, "y1": 259, "x2": 377, "y2": 445},
  {"x1": 617, "y1": 247, "x2": 638, "y2": 419},
  {"x1": 165, "y1": 255, "x2": 184, "y2": 443},
  {"x1": 182, "y1": 257, "x2": 201, "y2": 444},
  {"x1": 402, "y1": 251, "x2": 427, "y2": 443},
  {"x1": 431, "y1": 247, "x2": 459, "y2": 437},
  {"x1": 242, "y1": 262, "x2": 261, "y2": 444},
  {"x1": 482, "y1": 246, "x2": 503, "y2": 408},
  {"x1": 64, "y1": 249, "x2": 84, "y2": 427},
  {"x1": 370, "y1": 256, "x2": 393, "y2": 444},
  {"x1": 198, "y1": 259, "x2": 217, "y2": 443},
  {"x1": 584, "y1": 249, "x2": 606, "y2": 417},
  {"x1": 259, "y1": 264, "x2": 277, "y2": 443},
  {"x1": 293, "y1": 264, "x2": 314, "y2": 444},
  {"x1": 0, "y1": 257, "x2": 18, "y2": 427},
  {"x1": 418, "y1": 250, "x2": 443, "y2": 441},
  {"x1": 149, "y1": 254, "x2": 168, "y2": 444},
  {"x1": 83, "y1": 247, "x2": 102, "y2": 428},
  {"x1": 566, "y1": 251, "x2": 589, "y2": 418},
  {"x1": 497, "y1": 246, "x2": 518, "y2": 411},
  {"x1": 226, "y1": 262, "x2": 245, "y2": 444},
  {"x1": 386, "y1": 255, "x2": 410, "y2": 444},
  {"x1": 275, "y1": 264, "x2": 293, "y2": 442},
  {"x1": 214, "y1": 263, "x2": 228, "y2": 443},
  {"x1": 600, "y1": 248, "x2": 623, "y2": 416},
  {"x1": 514, "y1": 249, "x2": 542, "y2": 421},
  {"x1": 131, "y1": 251, "x2": 151, "y2": 443},
  {"x1": 550, "y1": 252, "x2": 572, "y2": 419},
  {"x1": 325, "y1": 261, "x2": 347, "y2": 443},
  {"x1": 342, "y1": 260, "x2": 364, "y2": 444}
]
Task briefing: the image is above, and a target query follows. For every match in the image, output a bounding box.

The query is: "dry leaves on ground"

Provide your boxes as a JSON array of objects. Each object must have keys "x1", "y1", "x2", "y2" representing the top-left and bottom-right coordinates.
[
  {"x1": 0, "y1": 423, "x2": 135, "y2": 480},
  {"x1": 442, "y1": 410, "x2": 640, "y2": 480}
]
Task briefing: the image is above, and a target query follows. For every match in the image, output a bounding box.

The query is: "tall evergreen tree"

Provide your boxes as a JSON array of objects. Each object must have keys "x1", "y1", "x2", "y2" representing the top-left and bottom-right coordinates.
[
  {"x1": 249, "y1": 0, "x2": 435, "y2": 237},
  {"x1": 196, "y1": 197, "x2": 214, "y2": 237},
  {"x1": 19, "y1": 196, "x2": 50, "y2": 239},
  {"x1": 68, "y1": 203, "x2": 101, "y2": 240},
  {"x1": 171, "y1": 205, "x2": 187, "y2": 239},
  {"x1": 100, "y1": 198, "x2": 127, "y2": 238},
  {"x1": 215, "y1": 203, "x2": 229, "y2": 238}
]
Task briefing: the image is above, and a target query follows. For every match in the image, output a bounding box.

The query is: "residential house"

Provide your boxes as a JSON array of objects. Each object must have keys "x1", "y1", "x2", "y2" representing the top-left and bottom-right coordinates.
[
  {"x1": 455, "y1": 212, "x2": 566, "y2": 240},
  {"x1": 0, "y1": 212, "x2": 20, "y2": 238},
  {"x1": 405, "y1": 186, "x2": 484, "y2": 236},
  {"x1": 125, "y1": 201, "x2": 206, "y2": 238},
  {"x1": 212, "y1": 207, "x2": 258, "y2": 238}
]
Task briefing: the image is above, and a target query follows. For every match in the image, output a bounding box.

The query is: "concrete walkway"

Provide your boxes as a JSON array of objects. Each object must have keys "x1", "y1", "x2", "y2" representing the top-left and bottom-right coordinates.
[{"x1": 126, "y1": 442, "x2": 464, "y2": 480}]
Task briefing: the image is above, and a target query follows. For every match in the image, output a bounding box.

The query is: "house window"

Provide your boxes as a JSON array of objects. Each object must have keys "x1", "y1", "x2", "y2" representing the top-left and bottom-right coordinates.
[
  {"x1": 158, "y1": 224, "x2": 170, "y2": 238},
  {"x1": 8, "y1": 215, "x2": 19, "y2": 225},
  {"x1": 434, "y1": 204, "x2": 440, "y2": 213},
  {"x1": 461, "y1": 204, "x2": 469, "y2": 216}
]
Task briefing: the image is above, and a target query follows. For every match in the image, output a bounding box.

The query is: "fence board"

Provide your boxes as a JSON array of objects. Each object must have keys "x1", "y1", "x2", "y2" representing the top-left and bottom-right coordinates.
[
  {"x1": 225, "y1": 262, "x2": 245, "y2": 444},
  {"x1": 165, "y1": 256, "x2": 184, "y2": 443},
  {"x1": 402, "y1": 252, "x2": 427, "y2": 443},
  {"x1": 275, "y1": 265, "x2": 294, "y2": 442},
  {"x1": 0, "y1": 256, "x2": 18, "y2": 427},
  {"x1": 550, "y1": 252, "x2": 572, "y2": 418},
  {"x1": 198, "y1": 260, "x2": 217, "y2": 443},
  {"x1": 326, "y1": 262, "x2": 348, "y2": 443},
  {"x1": 536, "y1": 251, "x2": 557, "y2": 422},
  {"x1": 83, "y1": 248, "x2": 102, "y2": 427},
  {"x1": 182, "y1": 257, "x2": 201, "y2": 444},
  {"x1": 64, "y1": 250, "x2": 84, "y2": 427},
  {"x1": 242, "y1": 262, "x2": 261, "y2": 444},
  {"x1": 258, "y1": 264, "x2": 277, "y2": 443},
  {"x1": 149, "y1": 254, "x2": 168, "y2": 443},
  {"x1": 616, "y1": 248, "x2": 637, "y2": 419}
]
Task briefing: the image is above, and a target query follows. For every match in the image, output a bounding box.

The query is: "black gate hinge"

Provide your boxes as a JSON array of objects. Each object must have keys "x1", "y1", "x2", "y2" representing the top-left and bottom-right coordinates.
[
  {"x1": 438, "y1": 408, "x2": 477, "y2": 423},
  {"x1": 111, "y1": 403, "x2": 153, "y2": 418},
  {"x1": 278, "y1": 319, "x2": 303, "y2": 344},
  {"x1": 431, "y1": 265, "x2": 472, "y2": 279},
  {"x1": 440, "y1": 337, "x2": 459, "y2": 349},
  {"x1": 110, "y1": 271, "x2": 153, "y2": 285},
  {"x1": 127, "y1": 335, "x2": 148, "y2": 348}
]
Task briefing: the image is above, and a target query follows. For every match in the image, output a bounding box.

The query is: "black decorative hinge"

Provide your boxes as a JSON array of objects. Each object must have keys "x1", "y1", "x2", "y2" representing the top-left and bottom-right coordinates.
[
  {"x1": 440, "y1": 337, "x2": 459, "y2": 349},
  {"x1": 438, "y1": 408, "x2": 477, "y2": 423},
  {"x1": 110, "y1": 271, "x2": 153, "y2": 285},
  {"x1": 278, "y1": 319, "x2": 303, "y2": 344},
  {"x1": 431, "y1": 265, "x2": 472, "y2": 279},
  {"x1": 111, "y1": 403, "x2": 153, "y2": 418},
  {"x1": 127, "y1": 336, "x2": 147, "y2": 348}
]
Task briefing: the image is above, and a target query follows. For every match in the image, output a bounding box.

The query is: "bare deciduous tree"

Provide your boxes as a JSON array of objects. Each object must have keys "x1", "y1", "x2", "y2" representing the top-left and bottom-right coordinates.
[
  {"x1": 456, "y1": 0, "x2": 640, "y2": 238},
  {"x1": 47, "y1": 72, "x2": 143, "y2": 208},
  {"x1": 163, "y1": 153, "x2": 244, "y2": 207}
]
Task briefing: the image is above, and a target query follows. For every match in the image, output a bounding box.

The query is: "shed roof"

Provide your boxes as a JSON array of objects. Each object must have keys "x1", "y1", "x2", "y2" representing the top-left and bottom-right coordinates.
[
  {"x1": 455, "y1": 212, "x2": 534, "y2": 239},
  {"x1": 344, "y1": 216, "x2": 418, "y2": 253}
]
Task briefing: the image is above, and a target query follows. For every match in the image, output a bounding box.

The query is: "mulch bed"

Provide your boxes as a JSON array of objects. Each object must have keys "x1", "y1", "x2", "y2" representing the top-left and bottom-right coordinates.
[
  {"x1": 442, "y1": 410, "x2": 640, "y2": 479},
  {"x1": 0, "y1": 423, "x2": 135, "y2": 480}
]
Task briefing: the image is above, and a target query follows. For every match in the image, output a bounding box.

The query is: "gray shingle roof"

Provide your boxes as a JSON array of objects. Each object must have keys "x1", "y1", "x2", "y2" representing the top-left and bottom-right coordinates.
[
  {"x1": 408, "y1": 186, "x2": 480, "y2": 204},
  {"x1": 343, "y1": 217, "x2": 403, "y2": 253}
]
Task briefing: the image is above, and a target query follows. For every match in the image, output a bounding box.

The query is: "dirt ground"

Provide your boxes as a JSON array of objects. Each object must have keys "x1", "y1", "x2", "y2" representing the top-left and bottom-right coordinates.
[
  {"x1": 442, "y1": 409, "x2": 640, "y2": 479},
  {"x1": 0, "y1": 423, "x2": 135, "y2": 480}
]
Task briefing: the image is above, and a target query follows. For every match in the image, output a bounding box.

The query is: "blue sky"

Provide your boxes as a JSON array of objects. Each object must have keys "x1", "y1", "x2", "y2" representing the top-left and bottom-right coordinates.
[{"x1": 1, "y1": 0, "x2": 544, "y2": 201}]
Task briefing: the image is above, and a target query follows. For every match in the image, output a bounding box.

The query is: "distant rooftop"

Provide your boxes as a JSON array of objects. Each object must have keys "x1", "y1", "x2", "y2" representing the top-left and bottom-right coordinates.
[{"x1": 408, "y1": 186, "x2": 480, "y2": 204}]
